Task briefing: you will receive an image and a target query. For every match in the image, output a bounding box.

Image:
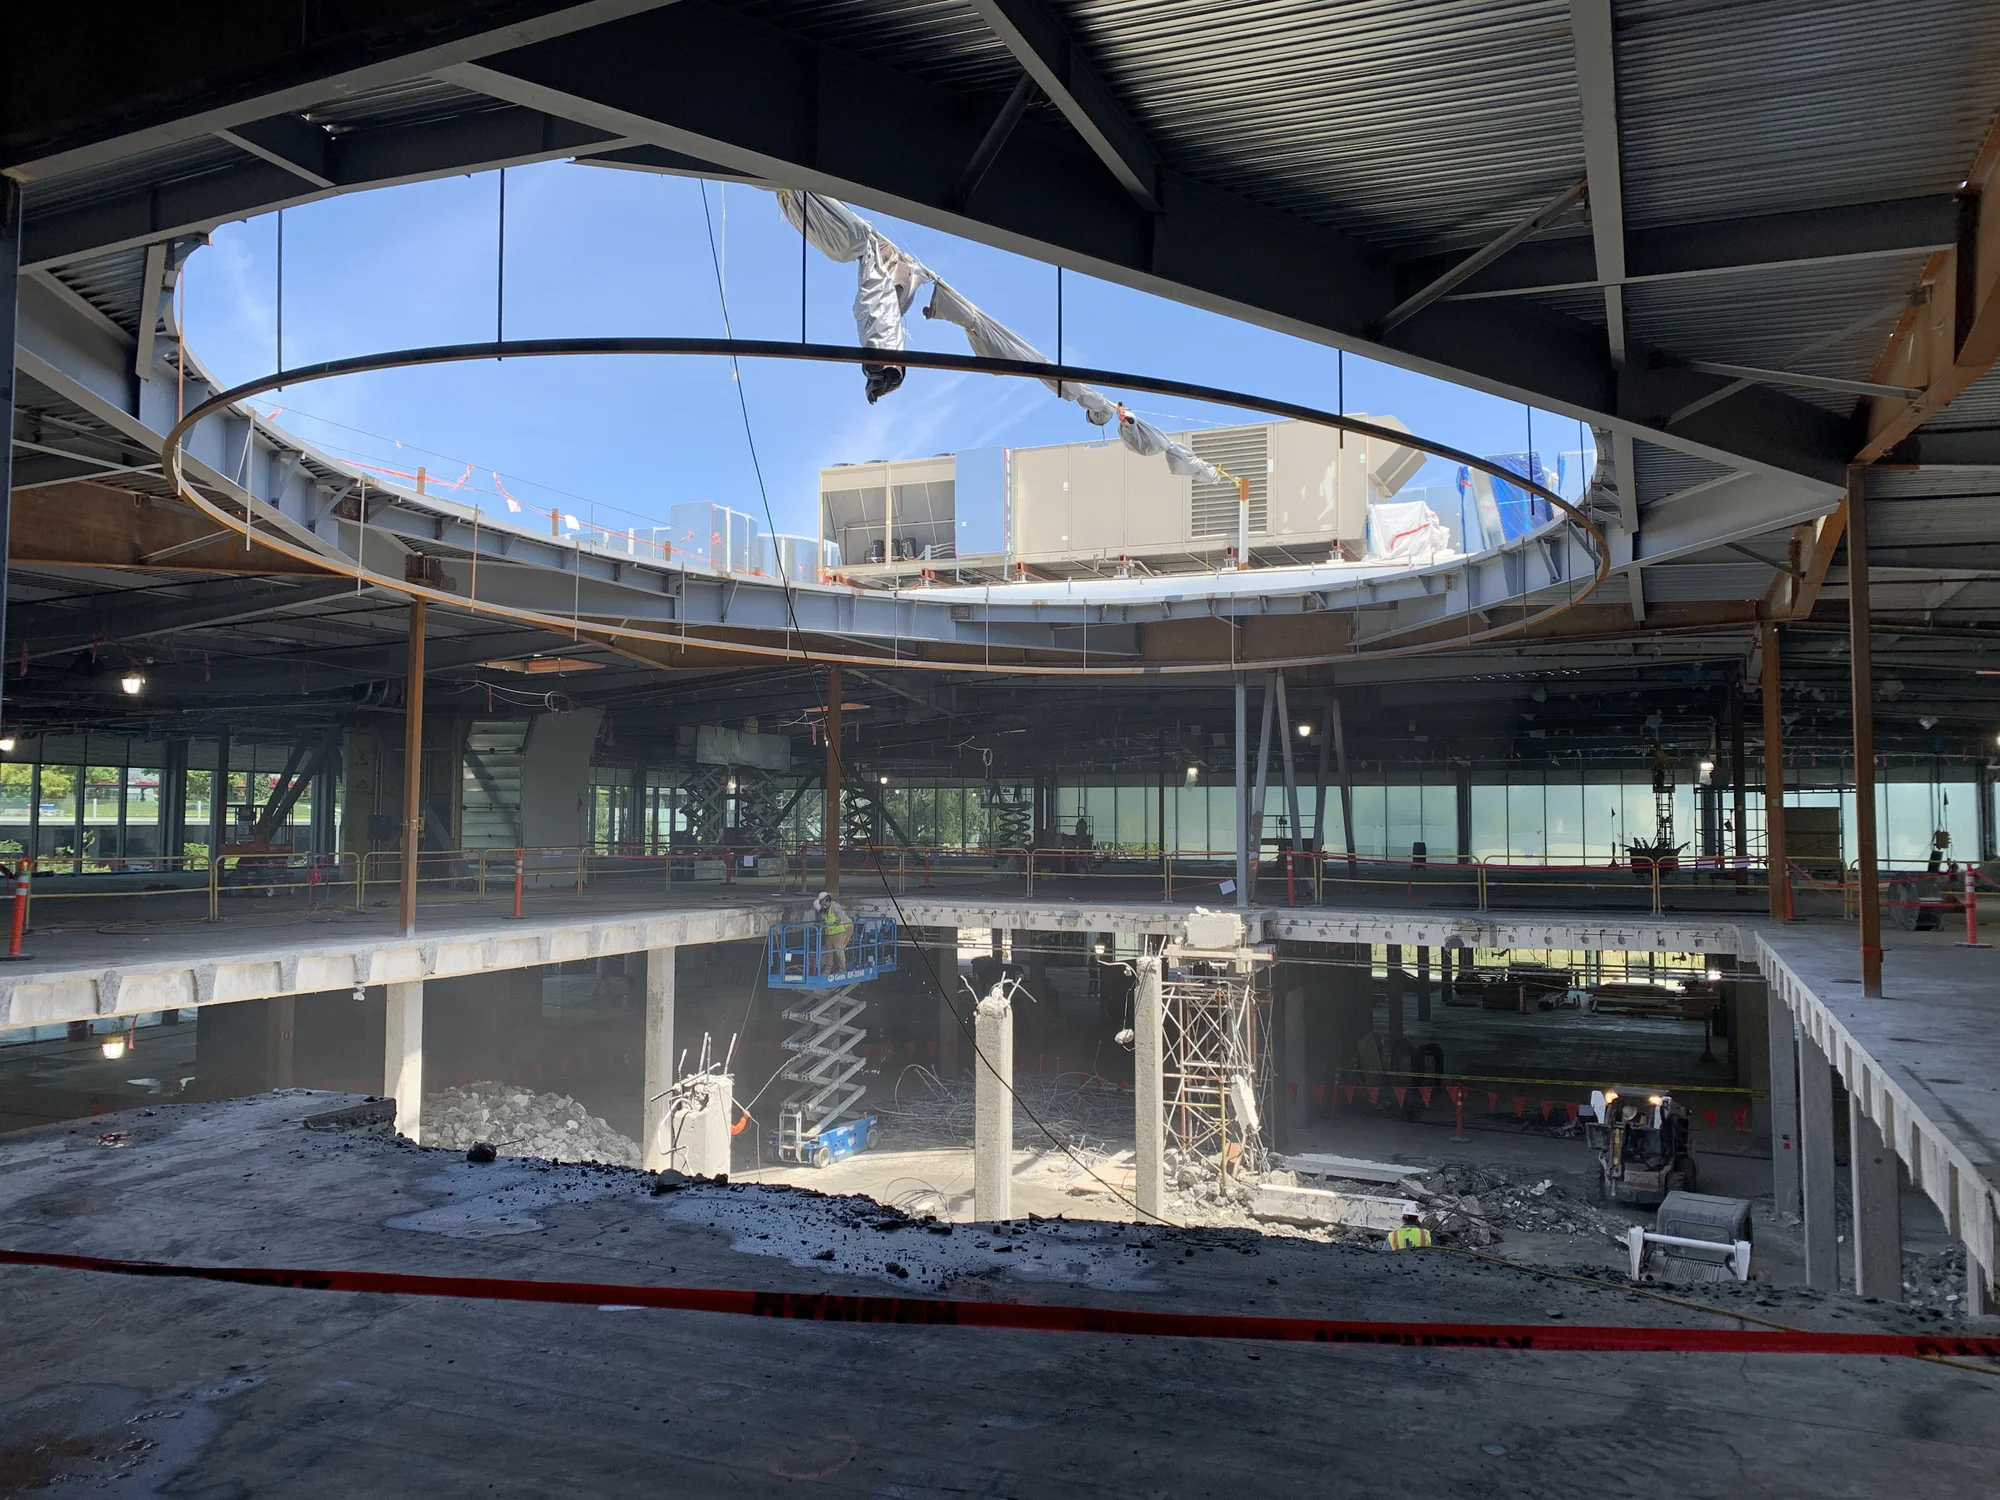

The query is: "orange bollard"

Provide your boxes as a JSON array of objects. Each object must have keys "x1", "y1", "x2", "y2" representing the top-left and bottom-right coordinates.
[
  {"x1": 8, "y1": 857, "x2": 32, "y2": 957},
  {"x1": 1963, "y1": 865, "x2": 1990, "y2": 948}
]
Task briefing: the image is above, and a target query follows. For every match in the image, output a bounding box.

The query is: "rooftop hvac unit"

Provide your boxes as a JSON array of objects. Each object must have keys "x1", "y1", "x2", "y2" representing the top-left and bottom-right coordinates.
[
  {"x1": 765, "y1": 534, "x2": 841, "y2": 584},
  {"x1": 1189, "y1": 426, "x2": 1269, "y2": 538},
  {"x1": 668, "y1": 502, "x2": 763, "y2": 574}
]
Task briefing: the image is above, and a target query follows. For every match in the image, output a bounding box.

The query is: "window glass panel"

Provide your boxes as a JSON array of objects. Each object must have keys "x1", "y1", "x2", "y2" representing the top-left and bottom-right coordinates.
[
  {"x1": 1546, "y1": 780, "x2": 1584, "y2": 864},
  {"x1": 84, "y1": 766, "x2": 120, "y2": 866},
  {"x1": 1385, "y1": 785, "x2": 1421, "y2": 860},
  {"x1": 1420, "y1": 782, "x2": 1457, "y2": 860},
  {"x1": 125, "y1": 767, "x2": 163, "y2": 860},
  {"x1": 1468, "y1": 783, "x2": 1506, "y2": 860},
  {"x1": 1349, "y1": 783, "x2": 1386, "y2": 857},
  {"x1": 0, "y1": 764, "x2": 29, "y2": 858},
  {"x1": 1583, "y1": 775, "x2": 1623, "y2": 863},
  {"x1": 1505, "y1": 779, "x2": 1545, "y2": 862}
]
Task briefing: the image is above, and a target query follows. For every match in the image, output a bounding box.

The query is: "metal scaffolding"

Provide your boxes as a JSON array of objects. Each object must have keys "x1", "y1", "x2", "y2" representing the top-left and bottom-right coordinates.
[{"x1": 1161, "y1": 962, "x2": 1271, "y2": 1193}]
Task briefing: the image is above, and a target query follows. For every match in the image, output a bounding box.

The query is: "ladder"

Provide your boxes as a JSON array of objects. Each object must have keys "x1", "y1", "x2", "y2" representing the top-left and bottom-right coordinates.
[{"x1": 773, "y1": 982, "x2": 868, "y2": 1163}]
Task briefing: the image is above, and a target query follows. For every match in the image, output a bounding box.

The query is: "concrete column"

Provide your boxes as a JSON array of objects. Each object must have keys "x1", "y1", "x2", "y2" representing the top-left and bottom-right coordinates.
[
  {"x1": 973, "y1": 986, "x2": 1013, "y2": 1221},
  {"x1": 1133, "y1": 956, "x2": 1165, "y2": 1217},
  {"x1": 641, "y1": 948, "x2": 676, "y2": 1171},
  {"x1": 265, "y1": 995, "x2": 295, "y2": 1089},
  {"x1": 384, "y1": 981, "x2": 424, "y2": 1142},
  {"x1": 1848, "y1": 1105, "x2": 1902, "y2": 1300},
  {"x1": 1798, "y1": 1028, "x2": 1839, "y2": 1291},
  {"x1": 1766, "y1": 988, "x2": 1801, "y2": 1217},
  {"x1": 1969, "y1": 1257, "x2": 1996, "y2": 1315},
  {"x1": 1384, "y1": 944, "x2": 1404, "y2": 1040},
  {"x1": 1415, "y1": 945, "x2": 1432, "y2": 1022},
  {"x1": 1282, "y1": 984, "x2": 1306, "y2": 1134}
]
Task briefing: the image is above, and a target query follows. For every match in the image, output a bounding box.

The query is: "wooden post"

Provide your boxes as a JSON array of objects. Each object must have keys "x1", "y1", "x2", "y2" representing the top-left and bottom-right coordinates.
[
  {"x1": 400, "y1": 598, "x2": 426, "y2": 938},
  {"x1": 1760, "y1": 621, "x2": 1788, "y2": 922},
  {"x1": 1847, "y1": 476, "x2": 1882, "y2": 996},
  {"x1": 823, "y1": 662, "x2": 843, "y2": 895}
]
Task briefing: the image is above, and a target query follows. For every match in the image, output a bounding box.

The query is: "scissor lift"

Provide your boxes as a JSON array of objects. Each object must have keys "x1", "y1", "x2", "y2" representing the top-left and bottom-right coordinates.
[{"x1": 764, "y1": 916, "x2": 898, "y2": 1165}]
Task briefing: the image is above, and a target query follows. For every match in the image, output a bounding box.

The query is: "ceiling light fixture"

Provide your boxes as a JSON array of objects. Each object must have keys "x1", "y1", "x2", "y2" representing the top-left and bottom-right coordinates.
[
  {"x1": 118, "y1": 671, "x2": 145, "y2": 696},
  {"x1": 0, "y1": 734, "x2": 15, "y2": 753}
]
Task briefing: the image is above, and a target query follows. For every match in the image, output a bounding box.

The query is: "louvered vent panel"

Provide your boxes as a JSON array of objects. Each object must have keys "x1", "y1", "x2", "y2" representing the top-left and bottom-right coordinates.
[{"x1": 1189, "y1": 426, "x2": 1269, "y2": 537}]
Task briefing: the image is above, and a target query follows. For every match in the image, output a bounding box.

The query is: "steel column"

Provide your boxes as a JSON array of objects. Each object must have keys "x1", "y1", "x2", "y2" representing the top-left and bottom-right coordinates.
[
  {"x1": 400, "y1": 598, "x2": 426, "y2": 937},
  {"x1": 1760, "y1": 622, "x2": 1788, "y2": 921},
  {"x1": 1233, "y1": 677, "x2": 1248, "y2": 906},
  {"x1": 0, "y1": 181, "x2": 16, "y2": 746},
  {"x1": 1847, "y1": 475, "x2": 1881, "y2": 995},
  {"x1": 823, "y1": 662, "x2": 843, "y2": 895}
]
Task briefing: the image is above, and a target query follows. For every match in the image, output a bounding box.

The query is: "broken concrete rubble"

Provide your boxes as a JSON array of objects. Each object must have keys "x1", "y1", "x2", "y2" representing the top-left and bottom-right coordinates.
[
  {"x1": 1250, "y1": 1183, "x2": 1418, "y2": 1232},
  {"x1": 423, "y1": 1080, "x2": 640, "y2": 1167}
]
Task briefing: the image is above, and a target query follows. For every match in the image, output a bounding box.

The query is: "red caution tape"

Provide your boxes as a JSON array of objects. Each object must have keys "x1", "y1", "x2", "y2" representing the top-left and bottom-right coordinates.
[
  {"x1": 1312, "y1": 1084, "x2": 1326, "y2": 1103},
  {"x1": 1392, "y1": 1087, "x2": 1407, "y2": 1107},
  {"x1": 1734, "y1": 1109, "x2": 1750, "y2": 1132},
  {"x1": 1541, "y1": 1099, "x2": 1556, "y2": 1120},
  {"x1": 1286, "y1": 1082, "x2": 1299, "y2": 1102},
  {"x1": 1486, "y1": 1092, "x2": 1499, "y2": 1111},
  {"x1": 1340, "y1": 1085, "x2": 1354, "y2": 1103},
  {"x1": 1565, "y1": 1103, "x2": 1581, "y2": 1124},
  {"x1": 1512, "y1": 1096, "x2": 1527, "y2": 1115},
  {"x1": 1, "y1": 1248, "x2": 1993, "y2": 1360},
  {"x1": 1704, "y1": 1109, "x2": 1718, "y2": 1128},
  {"x1": 1447, "y1": 1086, "x2": 1466, "y2": 1106},
  {"x1": 1366, "y1": 1087, "x2": 1380, "y2": 1105},
  {"x1": 1418, "y1": 1086, "x2": 1433, "y2": 1107}
]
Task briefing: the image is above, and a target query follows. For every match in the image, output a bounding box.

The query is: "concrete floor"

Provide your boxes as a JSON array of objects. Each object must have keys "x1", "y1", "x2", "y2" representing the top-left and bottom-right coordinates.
[
  {"x1": 2, "y1": 1091, "x2": 1995, "y2": 1497},
  {"x1": 1760, "y1": 921, "x2": 2000, "y2": 1202}
]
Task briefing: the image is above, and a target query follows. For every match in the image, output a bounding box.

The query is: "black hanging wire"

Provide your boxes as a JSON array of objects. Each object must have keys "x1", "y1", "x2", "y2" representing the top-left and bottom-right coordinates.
[
  {"x1": 695, "y1": 180, "x2": 1171, "y2": 1225},
  {"x1": 496, "y1": 169, "x2": 507, "y2": 352}
]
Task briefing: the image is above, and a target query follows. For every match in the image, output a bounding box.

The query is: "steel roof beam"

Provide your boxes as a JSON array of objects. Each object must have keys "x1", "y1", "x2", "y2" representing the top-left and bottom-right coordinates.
[
  {"x1": 438, "y1": 3, "x2": 1850, "y2": 488},
  {"x1": 1371, "y1": 179, "x2": 1584, "y2": 336},
  {"x1": 214, "y1": 113, "x2": 336, "y2": 189},
  {"x1": 0, "y1": 1, "x2": 667, "y2": 180},
  {"x1": 1857, "y1": 115, "x2": 2000, "y2": 463},
  {"x1": 21, "y1": 106, "x2": 622, "y2": 270},
  {"x1": 963, "y1": 0, "x2": 1160, "y2": 212},
  {"x1": 1406, "y1": 196, "x2": 1964, "y2": 303},
  {"x1": 1881, "y1": 427, "x2": 2000, "y2": 467},
  {"x1": 1568, "y1": 0, "x2": 1627, "y2": 364},
  {"x1": 10, "y1": 578, "x2": 357, "y2": 661}
]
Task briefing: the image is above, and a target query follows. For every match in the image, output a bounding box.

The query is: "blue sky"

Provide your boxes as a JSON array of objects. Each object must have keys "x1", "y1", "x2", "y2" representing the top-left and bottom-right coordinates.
[{"x1": 181, "y1": 160, "x2": 1588, "y2": 542}]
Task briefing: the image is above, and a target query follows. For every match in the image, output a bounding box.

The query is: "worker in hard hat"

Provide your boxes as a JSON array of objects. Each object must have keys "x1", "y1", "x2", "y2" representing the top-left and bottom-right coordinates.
[{"x1": 814, "y1": 890, "x2": 853, "y2": 975}]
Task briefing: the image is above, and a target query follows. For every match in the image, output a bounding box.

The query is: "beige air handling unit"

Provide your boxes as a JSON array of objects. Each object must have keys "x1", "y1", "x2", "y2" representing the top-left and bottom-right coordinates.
[{"x1": 820, "y1": 418, "x2": 1422, "y2": 582}]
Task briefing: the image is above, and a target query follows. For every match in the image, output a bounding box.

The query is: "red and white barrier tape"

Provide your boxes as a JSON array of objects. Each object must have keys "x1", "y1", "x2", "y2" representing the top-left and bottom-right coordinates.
[{"x1": 1, "y1": 1247, "x2": 1993, "y2": 1359}]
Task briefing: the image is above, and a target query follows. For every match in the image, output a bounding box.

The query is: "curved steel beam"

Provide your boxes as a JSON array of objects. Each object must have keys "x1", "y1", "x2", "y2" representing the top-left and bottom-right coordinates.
[{"x1": 162, "y1": 338, "x2": 1608, "y2": 677}]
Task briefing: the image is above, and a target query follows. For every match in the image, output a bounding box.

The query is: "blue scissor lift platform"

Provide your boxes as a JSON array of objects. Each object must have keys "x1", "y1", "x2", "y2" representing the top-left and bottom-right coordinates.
[{"x1": 764, "y1": 916, "x2": 897, "y2": 1166}]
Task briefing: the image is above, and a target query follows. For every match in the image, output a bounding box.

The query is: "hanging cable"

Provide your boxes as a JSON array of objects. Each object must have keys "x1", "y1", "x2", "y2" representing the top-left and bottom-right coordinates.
[{"x1": 696, "y1": 179, "x2": 1173, "y2": 1224}]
